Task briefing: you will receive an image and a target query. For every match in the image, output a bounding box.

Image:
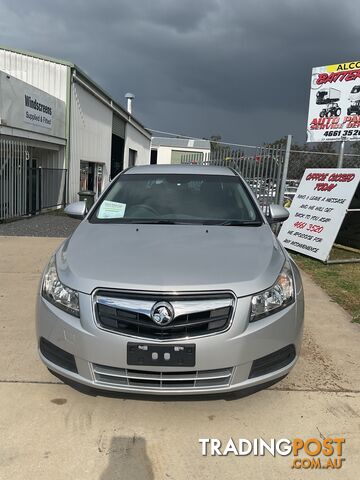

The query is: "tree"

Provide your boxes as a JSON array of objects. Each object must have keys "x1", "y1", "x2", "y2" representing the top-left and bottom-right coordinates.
[
  {"x1": 209, "y1": 135, "x2": 222, "y2": 151},
  {"x1": 264, "y1": 136, "x2": 289, "y2": 148}
]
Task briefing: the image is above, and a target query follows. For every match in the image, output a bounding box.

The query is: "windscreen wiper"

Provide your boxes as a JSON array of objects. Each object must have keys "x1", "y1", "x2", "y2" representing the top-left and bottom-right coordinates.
[
  {"x1": 129, "y1": 219, "x2": 180, "y2": 225},
  {"x1": 218, "y1": 220, "x2": 263, "y2": 226}
]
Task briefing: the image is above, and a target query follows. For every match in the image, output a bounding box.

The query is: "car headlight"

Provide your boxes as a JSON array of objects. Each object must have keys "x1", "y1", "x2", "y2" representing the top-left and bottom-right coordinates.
[
  {"x1": 41, "y1": 256, "x2": 80, "y2": 317},
  {"x1": 250, "y1": 261, "x2": 294, "y2": 322}
]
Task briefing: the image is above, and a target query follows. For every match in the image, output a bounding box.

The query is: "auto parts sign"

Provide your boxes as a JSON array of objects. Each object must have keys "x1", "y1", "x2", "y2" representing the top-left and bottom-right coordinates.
[{"x1": 307, "y1": 62, "x2": 360, "y2": 142}]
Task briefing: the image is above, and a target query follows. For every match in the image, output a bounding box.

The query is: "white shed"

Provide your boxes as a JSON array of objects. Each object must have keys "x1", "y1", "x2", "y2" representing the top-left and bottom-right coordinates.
[
  {"x1": 0, "y1": 45, "x2": 151, "y2": 219},
  {"x1": 150, "y1": 137, "x2": 211, "y2": 165}
]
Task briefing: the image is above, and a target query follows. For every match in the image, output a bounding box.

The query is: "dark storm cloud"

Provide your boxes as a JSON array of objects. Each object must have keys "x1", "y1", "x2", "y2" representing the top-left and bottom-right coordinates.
[{"x1": 0, "y1": 0, "x2": 359, "y2": 143}]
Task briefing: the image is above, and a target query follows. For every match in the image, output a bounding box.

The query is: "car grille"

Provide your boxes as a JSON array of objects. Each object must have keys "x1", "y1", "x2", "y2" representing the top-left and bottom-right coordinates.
[
  {"x1": 92, "y1": 363, "x2": 234, "y2": 390},
  {"x1": 94, "y1": 291, "x2": 235, "y2": 340}
]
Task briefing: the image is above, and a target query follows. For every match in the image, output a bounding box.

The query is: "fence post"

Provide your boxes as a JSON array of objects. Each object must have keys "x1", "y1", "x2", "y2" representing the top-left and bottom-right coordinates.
[
  {"x1": 38, "y1": 166, "x2": 42, "y2": 212},
  {"x1": 278, "y1": 134, "x2": 292, "y2": 205},
  {"x1": 337, "y1": 140, "x2": 345, "y2": 168},
  {"x1": 63, "y1": 169, "x2": 67, "y2": 207}
]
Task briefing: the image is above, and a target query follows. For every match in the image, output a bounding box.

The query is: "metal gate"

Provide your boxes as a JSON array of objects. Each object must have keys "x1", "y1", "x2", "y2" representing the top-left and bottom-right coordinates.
[
  {"x1": 26, "y1": 167, "x2": 67, "y2": 215},
  {"x1": 0, "y1": 138, "x2": 67, "y2": 221},
  {"x1": 181, "y1": 140, "x2": 289, "y2": 214},
  {"x1": 0, "y1": 139, "x2": 28, "y2": 220}
]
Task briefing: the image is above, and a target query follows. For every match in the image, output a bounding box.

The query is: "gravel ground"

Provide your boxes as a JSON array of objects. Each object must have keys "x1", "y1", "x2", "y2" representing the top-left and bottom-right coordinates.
[{"x1": 0, "y1": 214, "x2": 80, "y2": 237}]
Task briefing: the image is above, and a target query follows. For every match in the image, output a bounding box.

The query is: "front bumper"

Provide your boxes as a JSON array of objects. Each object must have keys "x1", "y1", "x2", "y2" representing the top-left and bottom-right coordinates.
[{"x1": 36, "y1": 283, "x2": 304, "y2": 395}]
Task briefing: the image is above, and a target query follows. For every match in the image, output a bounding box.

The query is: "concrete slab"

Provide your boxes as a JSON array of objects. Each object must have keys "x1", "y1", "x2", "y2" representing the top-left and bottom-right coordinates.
[
  {"x1": 0, "y1": 236, "x2": 359, "y2": 479},
  {"x1": 0, "y1": 237, "x2": 63, "y2": 383},
  {"x1": 0, "y1": 384, "x2": 358, "y2": 479}
]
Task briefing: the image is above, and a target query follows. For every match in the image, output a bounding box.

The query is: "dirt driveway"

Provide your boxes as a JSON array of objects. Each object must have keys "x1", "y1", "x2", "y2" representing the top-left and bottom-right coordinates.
[{"x1": 0, "y1": 236, "x2": 359, "y2": 479}]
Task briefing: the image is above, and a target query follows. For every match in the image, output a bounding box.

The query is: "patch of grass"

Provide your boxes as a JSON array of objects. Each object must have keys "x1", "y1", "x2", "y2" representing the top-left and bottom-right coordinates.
[{"x1": 291, "y1": 247, "x2": 360, "y2": 324}]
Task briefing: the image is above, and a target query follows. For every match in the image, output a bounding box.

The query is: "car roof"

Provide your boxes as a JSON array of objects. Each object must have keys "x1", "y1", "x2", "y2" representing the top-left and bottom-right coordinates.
[{"x1": 124, "y1": 164, "x2": 235, "y2": 176}]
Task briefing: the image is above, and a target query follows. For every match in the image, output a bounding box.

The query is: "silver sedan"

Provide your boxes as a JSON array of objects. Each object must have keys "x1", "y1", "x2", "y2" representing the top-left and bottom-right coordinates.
[{"x1": 36, "y1": 165, "x2": 304, "y2": 395}]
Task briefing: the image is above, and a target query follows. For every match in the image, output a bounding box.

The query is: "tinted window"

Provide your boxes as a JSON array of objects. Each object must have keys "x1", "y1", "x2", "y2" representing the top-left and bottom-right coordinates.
[{"x1": 91, "y1": 174, "x2": 261, "y2": 225}]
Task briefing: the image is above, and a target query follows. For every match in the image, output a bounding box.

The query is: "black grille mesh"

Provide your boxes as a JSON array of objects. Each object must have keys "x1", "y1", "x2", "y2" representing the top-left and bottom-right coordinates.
[{"x1": 96, "y1": 293, "x2": 233, "y2": 340}]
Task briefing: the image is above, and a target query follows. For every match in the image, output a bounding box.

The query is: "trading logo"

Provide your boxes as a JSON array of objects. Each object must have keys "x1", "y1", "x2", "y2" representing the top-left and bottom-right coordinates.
[{"x1": 151, "y1": 302, "x2": 174, "y2": 326}]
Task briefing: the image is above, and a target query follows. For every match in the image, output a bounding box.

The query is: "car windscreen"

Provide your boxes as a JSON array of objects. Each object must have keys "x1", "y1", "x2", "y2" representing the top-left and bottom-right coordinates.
[{"x1": 90, "y1": 173, "x2": 262, "y2": 225}]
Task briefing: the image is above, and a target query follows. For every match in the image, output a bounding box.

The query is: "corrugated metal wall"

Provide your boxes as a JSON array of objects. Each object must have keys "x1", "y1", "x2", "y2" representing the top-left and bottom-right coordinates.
[
  {"x1": 69, "y1": 82, "x2": 112, "y2": 202},
  {"x1": 0, "y1": 48, "x2": 68, "y2": 102},
  {"x1": 0, "y1": 48, "x2": 151, "y2": 205},
  {"x1": 112, "y1": 114, "x2": 126, "y2": 138},
  {"x1": 124, "y1": 122, "x2": 151, "y2": 167}
]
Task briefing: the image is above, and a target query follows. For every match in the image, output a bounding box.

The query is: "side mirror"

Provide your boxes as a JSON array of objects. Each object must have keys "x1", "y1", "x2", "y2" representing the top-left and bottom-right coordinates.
[
  {"x1": 64, "y1": 201, "x2": 87, "y2": 220},
  {"x1": 269, "y1": 204, "x2": 289, "y2": 224}
]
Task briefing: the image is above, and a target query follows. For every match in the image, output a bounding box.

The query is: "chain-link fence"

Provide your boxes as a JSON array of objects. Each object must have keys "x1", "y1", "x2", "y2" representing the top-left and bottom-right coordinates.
[
  {"x1": 287, "y1": 149, "x2": 360, "y2": 180},
  {"x1": 176, "y1": 134, "x2": 360, "y2": 256},
  {"x1": 180, "y1": 139, "x2": 360, "y2": 227},
  {"x1": 181, "y1": 144, "x2": 287, "y2": 214}
]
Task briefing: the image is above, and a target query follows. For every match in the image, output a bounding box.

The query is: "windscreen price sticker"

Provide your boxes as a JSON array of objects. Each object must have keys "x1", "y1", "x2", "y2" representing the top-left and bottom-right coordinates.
[{"x1": 278, "y1": 168, "x2": 360, "y2": 261}]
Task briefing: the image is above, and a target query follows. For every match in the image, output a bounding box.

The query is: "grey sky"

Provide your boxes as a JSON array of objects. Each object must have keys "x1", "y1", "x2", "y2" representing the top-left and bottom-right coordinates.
[{"x1": 1, "y1": 0, "x2": 359, "y2": 144}]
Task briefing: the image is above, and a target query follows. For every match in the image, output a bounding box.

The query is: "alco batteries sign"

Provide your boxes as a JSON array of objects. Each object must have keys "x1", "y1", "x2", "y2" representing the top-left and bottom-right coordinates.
[
  {"x1": 278, "y1": 169, "x2": 360, "y2": 261},
  {"x1": 307, "y1": 61, "x2": 360, "y2": 142}
]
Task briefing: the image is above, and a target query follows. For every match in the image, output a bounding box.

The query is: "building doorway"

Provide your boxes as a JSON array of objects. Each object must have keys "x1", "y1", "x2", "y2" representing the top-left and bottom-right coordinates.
[
  {"x1": 110, "y1": 134, "x2": 124, "y2": 179},
  {"x1": 128, "y1": 148, "x2": 137, "y2": 167},
  {"x1": 80, "y1": 161, "x2": 104, "y2": 197},
  {"x1": 150, "y1": 149, "x2": 158, "y2": 165}
]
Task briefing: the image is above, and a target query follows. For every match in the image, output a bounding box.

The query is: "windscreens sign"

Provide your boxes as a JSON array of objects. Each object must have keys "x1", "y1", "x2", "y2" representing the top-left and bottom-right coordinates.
[
  {"x1": 0, "y1": 70, "x2": 65, "y2": 138},
  {"x1": 24, "y1": 93, "x2": 53, "y2": 129},
  {"x1": 278, "y1": 168, "x2": 360, "y2": 261},
  {"x1": 307, "y1": 62, "x2": 360, "y2": 142}
]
